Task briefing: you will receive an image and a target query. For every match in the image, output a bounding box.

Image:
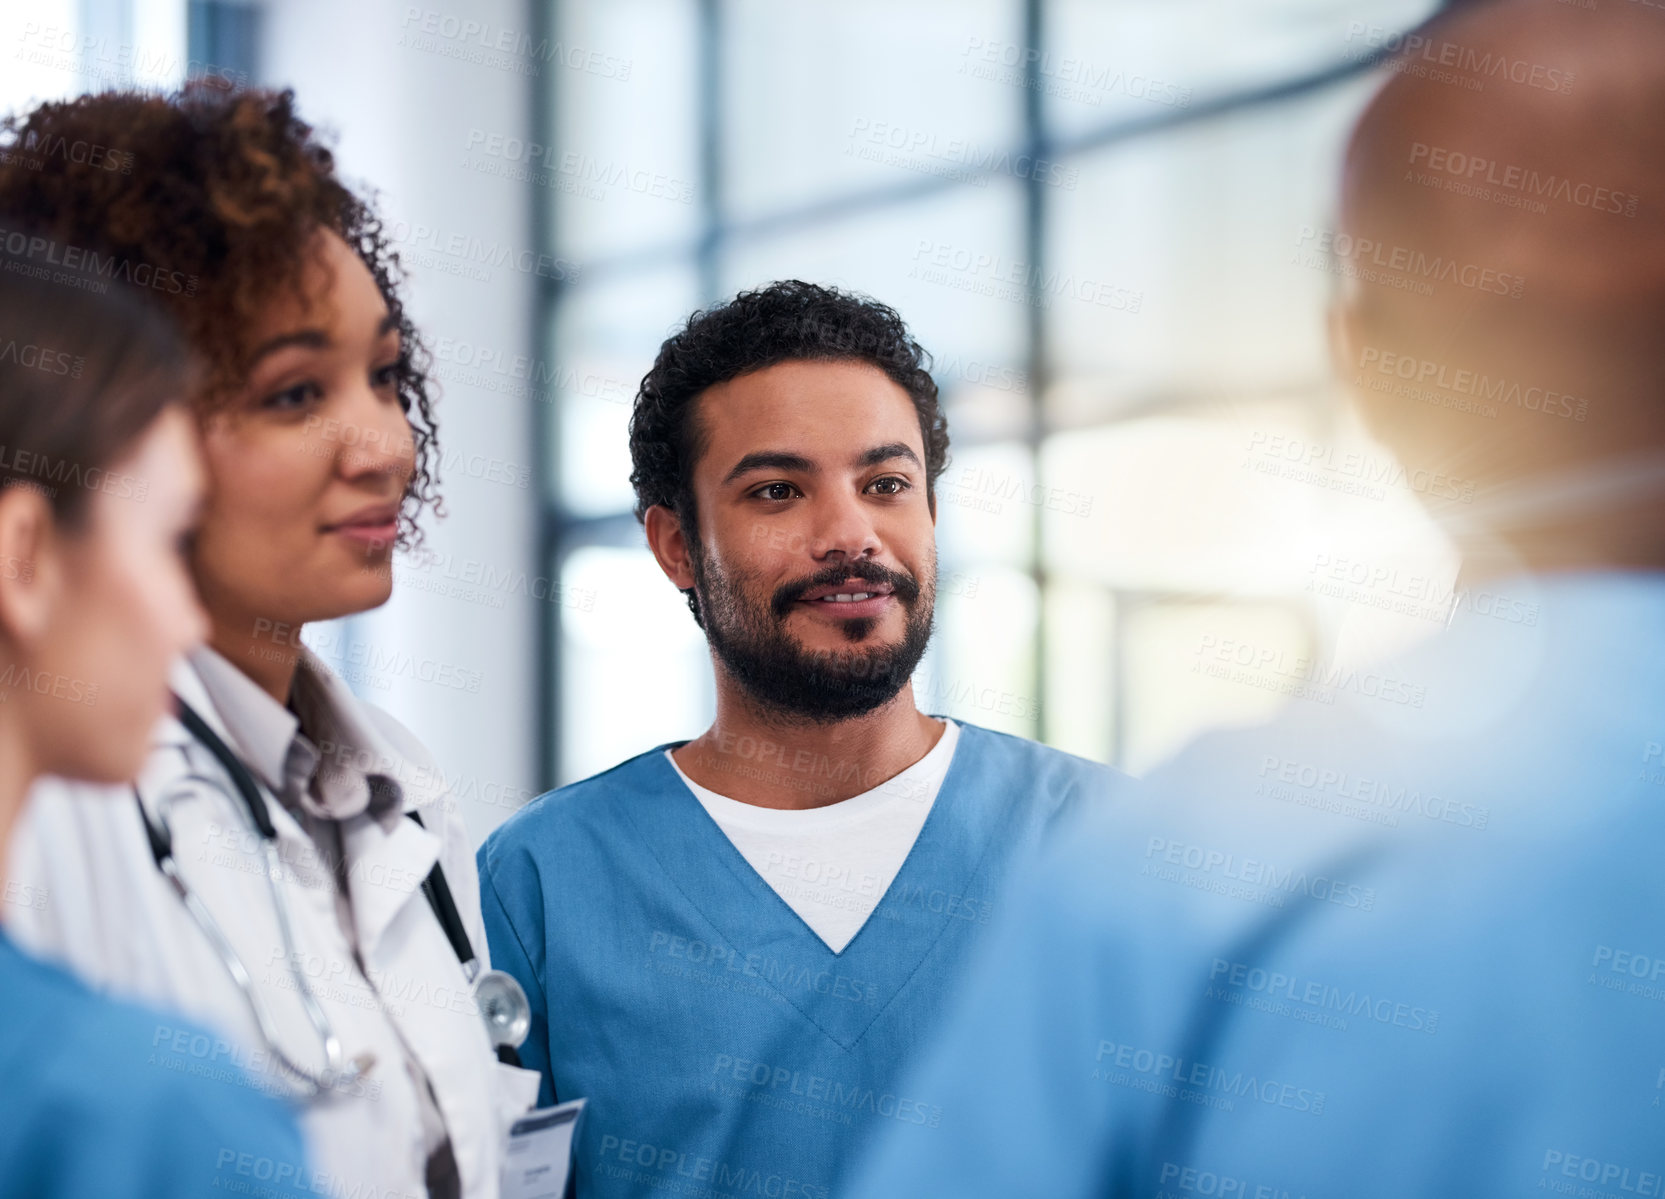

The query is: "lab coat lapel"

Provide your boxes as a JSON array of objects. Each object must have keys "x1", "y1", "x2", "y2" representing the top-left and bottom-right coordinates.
[
  {"x1": 338, "y1": 811, "x2": 440, "y2": 959},
  {"x1": 296, "y1": 651, "x2": 448, "y2": 958}
]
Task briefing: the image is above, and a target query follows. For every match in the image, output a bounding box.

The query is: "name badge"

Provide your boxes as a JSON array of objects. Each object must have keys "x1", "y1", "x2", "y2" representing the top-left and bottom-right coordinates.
[{"x1": 501, "y1": 1098, "x2": 586, "y2": 1199}]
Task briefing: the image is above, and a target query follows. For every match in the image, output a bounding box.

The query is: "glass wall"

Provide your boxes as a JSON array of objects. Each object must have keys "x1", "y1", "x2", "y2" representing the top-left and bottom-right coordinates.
[{"x1": 542, "y1": 0, "x2": 1450, "y2": 785}]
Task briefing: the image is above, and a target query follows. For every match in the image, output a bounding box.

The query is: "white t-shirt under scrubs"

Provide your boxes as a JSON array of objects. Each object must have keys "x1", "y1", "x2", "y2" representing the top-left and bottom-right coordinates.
[{"x1": 665, "y1": 719, "x2": 961, "y2": 953}]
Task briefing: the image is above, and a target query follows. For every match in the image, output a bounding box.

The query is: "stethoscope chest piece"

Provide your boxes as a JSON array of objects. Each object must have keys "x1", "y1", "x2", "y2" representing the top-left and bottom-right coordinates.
[{"x1": 476, "y1": 969, "x2": 532, "y2": 1051}]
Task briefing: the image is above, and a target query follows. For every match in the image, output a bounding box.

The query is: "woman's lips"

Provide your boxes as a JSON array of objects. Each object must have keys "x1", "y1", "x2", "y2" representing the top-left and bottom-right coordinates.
[{"x1": 329, "y1": 519, "x2": 398, "y2": 546}]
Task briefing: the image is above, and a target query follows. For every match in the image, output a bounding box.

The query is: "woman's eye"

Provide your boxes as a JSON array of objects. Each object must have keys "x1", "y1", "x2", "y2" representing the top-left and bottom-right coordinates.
[
  {"x1": 372, "y1": 362, "x2": 401, "y2": 390},
  {"x1": 869, "y1": 476, "x2": 911, "y2": 495},
  {"x1": 754, "y1": 482, "x2": 797, "y2": 502},
  {"x1": 261, "y1": 382, "x2": 318, "y2": 411}
]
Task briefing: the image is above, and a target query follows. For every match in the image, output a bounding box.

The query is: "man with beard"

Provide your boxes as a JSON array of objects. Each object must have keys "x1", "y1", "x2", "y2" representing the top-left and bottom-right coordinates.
[{"x1": 477, "y1": 280, "x2": 1117, "y2": 1199}]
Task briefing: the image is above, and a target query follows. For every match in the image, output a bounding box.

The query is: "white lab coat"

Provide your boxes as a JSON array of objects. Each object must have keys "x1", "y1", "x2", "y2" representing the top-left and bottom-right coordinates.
[{"x1": 6, "y1": 649, "x2": 541, "y2": 1199}]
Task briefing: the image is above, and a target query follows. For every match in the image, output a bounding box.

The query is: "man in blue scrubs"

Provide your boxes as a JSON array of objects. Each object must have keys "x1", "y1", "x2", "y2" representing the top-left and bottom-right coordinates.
[
  {"x1": 846, "y1": 3, "x2": 1665, "y2": 1195},
  {"x1": 479, "y1": 281, "x2": 1117, "y2": 1198}
]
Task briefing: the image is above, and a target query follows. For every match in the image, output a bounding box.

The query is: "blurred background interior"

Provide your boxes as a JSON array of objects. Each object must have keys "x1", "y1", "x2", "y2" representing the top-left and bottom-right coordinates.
[{"x1": 2, "y1": 0, "x2": 1463, "y2": 843}]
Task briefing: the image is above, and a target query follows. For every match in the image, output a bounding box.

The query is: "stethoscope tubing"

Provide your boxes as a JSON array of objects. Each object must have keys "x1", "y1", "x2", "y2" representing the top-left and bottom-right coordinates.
[{"x1": 132, "y1": 692, "x2": 528, "y2": 1097}]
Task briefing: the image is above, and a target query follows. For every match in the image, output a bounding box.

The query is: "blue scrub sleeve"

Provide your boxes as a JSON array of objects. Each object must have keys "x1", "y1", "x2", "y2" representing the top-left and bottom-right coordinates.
[{"x1": 478, "y1": 845, "x2": 556, "y2": 1108}]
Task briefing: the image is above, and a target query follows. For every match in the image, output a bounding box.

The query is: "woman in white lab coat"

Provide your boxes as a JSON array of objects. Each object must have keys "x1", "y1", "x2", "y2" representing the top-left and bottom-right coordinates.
[{"x1": 0, "y1": 84, "x2": 540, "y2": 1198}]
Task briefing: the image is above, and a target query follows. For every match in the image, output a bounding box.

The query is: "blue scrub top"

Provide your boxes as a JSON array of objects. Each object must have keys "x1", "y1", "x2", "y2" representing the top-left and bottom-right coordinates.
[
  {"x1": 0, "y1": 928, "x2": 312, "y2": 1199},
  {"x1": 479, "y1": 721, "x2": 1121, "y2": 1199},
  {"x1": 845, "y1": 571, "x2": 1665, "y2": 1197}
]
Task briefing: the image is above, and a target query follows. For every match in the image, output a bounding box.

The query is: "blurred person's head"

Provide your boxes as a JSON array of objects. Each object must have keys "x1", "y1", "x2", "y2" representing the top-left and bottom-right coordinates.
[
  {"x1": 1335, "y1": 0, "x2": 1665, "y2": 575},
  {"x1": 0, "y1": 233, "x2": 207, "y2": 819},
  {"x1": 0, "y1": 83, "x2": 437, "y2": 655},
  {"x1": 631, "y1": 281, "x2": 947, "y2": 724}
]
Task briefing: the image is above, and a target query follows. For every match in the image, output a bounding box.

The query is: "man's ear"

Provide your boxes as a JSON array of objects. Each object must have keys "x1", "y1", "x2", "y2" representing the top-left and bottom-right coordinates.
[
  {"x1": 644, "y1": 503, "x2": 697, "y2": 590},
  {"x1": 0, "y1": 485, "x2": 63, "y2": 648}
]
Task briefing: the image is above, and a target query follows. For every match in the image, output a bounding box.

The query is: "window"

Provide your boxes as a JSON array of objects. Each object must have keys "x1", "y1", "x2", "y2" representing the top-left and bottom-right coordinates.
[{"x1": 540, "y1": 0, "x2": 1449, "y2": 785}]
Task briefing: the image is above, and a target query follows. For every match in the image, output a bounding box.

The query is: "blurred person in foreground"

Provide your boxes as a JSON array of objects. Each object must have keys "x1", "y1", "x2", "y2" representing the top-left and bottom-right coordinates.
[
  {"x1": 0, "y1": 237, "x2": 311, "y2": 1196},
  {"x1": 847, "y1": 1, "x2": 1665, "y2": 1195}
]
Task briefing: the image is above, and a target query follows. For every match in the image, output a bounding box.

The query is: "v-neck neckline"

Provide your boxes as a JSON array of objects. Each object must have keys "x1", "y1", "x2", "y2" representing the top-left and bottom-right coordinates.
[
  {"x1": 662, "y1": 721, "x2": 959, "y2": 954},
  {"x1": 617, "y1": 723, "x2": 1004, "y2": 1050}
]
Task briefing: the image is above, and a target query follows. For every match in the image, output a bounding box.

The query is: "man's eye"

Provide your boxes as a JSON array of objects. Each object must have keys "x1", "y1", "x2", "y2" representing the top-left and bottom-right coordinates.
[
  {"x1": 754, "y1": 482, "x2": 798, "y2": 501},
  {"x1": 869, "y1": 476, "x2": 911, "y2": 495}
]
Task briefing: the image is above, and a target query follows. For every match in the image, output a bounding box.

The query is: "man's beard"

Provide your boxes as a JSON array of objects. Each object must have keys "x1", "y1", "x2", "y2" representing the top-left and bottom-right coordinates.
[{"x1": 692, "y1": 551, "x2": 935, "y2": 724}]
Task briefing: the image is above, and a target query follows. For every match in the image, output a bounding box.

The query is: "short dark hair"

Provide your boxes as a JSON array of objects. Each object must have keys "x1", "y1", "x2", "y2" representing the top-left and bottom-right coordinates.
[{"x1": 628, "y1": 280, "x2": 950, "y2": 531}]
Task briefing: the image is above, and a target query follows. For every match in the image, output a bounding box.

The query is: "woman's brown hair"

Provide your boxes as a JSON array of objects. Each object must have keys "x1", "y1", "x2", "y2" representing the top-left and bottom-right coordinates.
[{"x1": 0, "y1": 82, "x2": 440, "y2": 547}]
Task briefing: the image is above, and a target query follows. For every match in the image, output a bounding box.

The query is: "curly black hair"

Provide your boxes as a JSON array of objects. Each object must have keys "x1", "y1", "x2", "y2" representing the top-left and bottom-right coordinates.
[
  {"x1": 628, "y1": 279, "x2": 950, "y2": 531},
  {"x1": 0, "y1": 80, "x2": 441, "y2": 549}
]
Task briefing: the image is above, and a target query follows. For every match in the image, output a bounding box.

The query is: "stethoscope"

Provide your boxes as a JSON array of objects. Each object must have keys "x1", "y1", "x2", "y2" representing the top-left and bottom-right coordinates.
[{"x1": 133, "y1": 693, "x2": 531, "y2": 1099}]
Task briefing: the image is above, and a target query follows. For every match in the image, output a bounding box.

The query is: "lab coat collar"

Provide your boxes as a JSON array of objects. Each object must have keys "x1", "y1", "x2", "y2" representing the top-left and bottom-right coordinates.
[
  {"x1": 157, "y1": 647, "x2": 449, "y2": 960},
  {"x1": 157, "y1": 646, "x2": 453, "y2": 824},
  {"x1": 185, "y1": 645, "x2": 303, "y2": 803}
]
